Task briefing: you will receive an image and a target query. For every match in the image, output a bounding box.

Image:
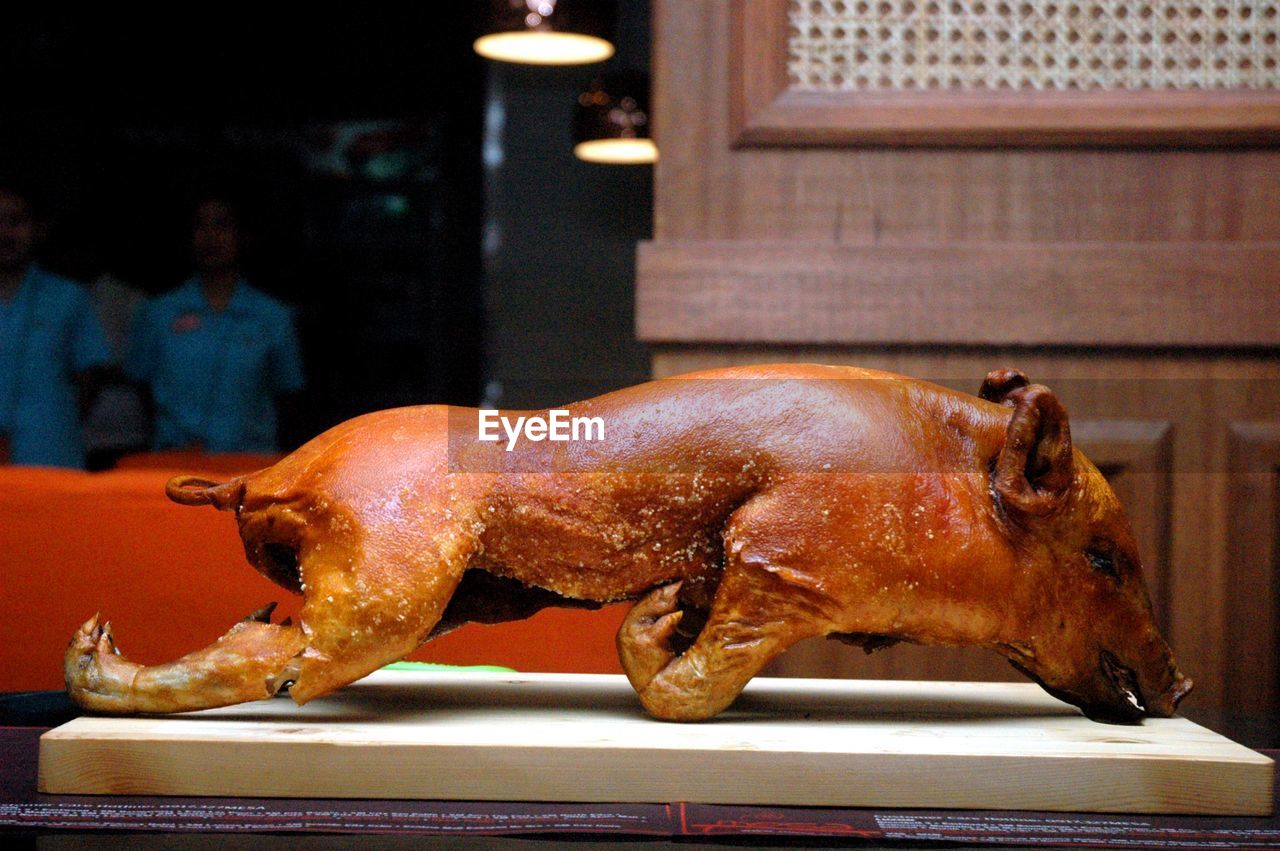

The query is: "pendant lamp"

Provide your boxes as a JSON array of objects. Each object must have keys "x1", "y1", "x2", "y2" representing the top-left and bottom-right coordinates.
[
  {"x1": 573, "y1": 73, "x2": 657, "y2": 164},
  {"x1": 474, "y1": 0, "x2": 616, "y2": 66}
]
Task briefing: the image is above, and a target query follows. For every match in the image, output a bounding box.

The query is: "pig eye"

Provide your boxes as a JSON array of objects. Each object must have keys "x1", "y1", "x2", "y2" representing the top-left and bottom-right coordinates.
[{"x1": 1085, "y1": 543, "x2": 1121, "y2": 582}]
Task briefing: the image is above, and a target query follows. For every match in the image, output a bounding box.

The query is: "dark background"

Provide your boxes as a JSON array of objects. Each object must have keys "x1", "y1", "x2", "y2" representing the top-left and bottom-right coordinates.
[{"x1": 0, "y1": 4, "x2": 652, "y2": 449}]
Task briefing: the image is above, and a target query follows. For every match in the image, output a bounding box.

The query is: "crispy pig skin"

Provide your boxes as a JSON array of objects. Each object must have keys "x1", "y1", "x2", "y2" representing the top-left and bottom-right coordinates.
[{"x1": 66, "y1": 364, "x2": 1190, "y2": 722}]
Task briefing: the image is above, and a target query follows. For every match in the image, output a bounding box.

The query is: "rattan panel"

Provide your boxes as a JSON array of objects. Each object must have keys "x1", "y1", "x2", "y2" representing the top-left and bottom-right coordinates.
[{"x1": 789, "y1": 0, "x2": 1280, "y2": 90}]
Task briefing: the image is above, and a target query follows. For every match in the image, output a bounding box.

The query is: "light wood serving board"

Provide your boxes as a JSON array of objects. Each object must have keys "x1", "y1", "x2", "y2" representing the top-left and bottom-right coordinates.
[{"x1": 38, "y1": 670, "x2": 1273, "y2": 815}]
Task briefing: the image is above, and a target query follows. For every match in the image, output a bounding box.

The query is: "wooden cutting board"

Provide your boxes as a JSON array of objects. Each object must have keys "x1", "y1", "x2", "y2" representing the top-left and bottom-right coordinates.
[{"x1": 38, "y1": 670, "x2": 1273, "y2": 815}]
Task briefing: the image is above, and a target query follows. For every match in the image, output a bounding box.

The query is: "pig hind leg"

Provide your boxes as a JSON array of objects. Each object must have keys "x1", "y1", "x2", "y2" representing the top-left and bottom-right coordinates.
[
  {"x1": 282, "y1": 515, "x2": 481, "y2": 705},
  {"x1": 66, "y1": 506, "x2": 481, "y2": 713}
]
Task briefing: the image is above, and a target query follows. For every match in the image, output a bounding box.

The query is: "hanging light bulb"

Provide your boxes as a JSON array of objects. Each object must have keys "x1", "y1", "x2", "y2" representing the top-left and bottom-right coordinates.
[
  {"x1": 573, "y1": 73, "x2": 657, "y2": 164},
  {"x1": 474, "y1": 0, "x2": 616, "y2": 66}
]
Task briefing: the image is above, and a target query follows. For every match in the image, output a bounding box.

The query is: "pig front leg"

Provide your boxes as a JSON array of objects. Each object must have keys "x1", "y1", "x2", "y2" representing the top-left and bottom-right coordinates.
[
  {"x1": 620, "y1": 491, "x2": 845, "y2": 721},
  {"x1": 619, "y1": 499, "x2": 837, "y2": 721},
  {"x1": 618, "y1": 566, "x2": 826, "y2": 721},
  {"x1": 65, "y1": 606, "x2": 306, "y2": 714}
]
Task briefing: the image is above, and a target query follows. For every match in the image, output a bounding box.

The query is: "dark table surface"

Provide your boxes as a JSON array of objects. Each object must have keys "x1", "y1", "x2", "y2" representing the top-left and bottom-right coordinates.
[{"x1": 3, "y1": 691, "x2": 1278, "y2": 849}]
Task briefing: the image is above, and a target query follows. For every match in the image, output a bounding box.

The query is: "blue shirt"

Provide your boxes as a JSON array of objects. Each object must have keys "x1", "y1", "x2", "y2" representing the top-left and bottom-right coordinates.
[
  {"x1": 125, "y1": 278, "x2": 305, "y2": 452},
  {"x1": 0, "y1": 265, "x2": 112, "y2": 468}
]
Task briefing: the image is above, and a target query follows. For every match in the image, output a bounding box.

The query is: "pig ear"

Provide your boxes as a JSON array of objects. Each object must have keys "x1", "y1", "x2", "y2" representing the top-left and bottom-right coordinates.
[
  {"x1": 994, "y1": 384, "x2": 1074, "y2": 518},
  {"x1": 979, "y1": 368, "x2": 1030, "y2": 405}
]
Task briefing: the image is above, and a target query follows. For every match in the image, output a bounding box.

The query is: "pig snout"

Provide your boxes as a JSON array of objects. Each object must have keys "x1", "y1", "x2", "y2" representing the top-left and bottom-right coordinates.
[
  {"x1": 1104, "y1": 633, "x2": 1193, "y2": 719},
  {"x1": 1051, "y1": 628, "x2": 1191, "y2": 724},
  {"x1": 1133, "y1": 631, "x2": 1193, "y2": 717},
  {"x1": 1142, "y1": 669, "x2": 1193, "y2": 718}
]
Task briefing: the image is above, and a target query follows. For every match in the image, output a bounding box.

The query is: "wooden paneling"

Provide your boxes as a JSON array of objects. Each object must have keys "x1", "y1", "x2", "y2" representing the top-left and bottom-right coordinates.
[
  {"x1": 737, "y1": 89, "x2": 1280, "y2": 148},
  {"x1": 655, "y1": 1, "x2": 1280, "y2": 245},
  {"x1": 731, "y1": 0, "x2": 1280, "y2": 147},
  {"x1": 655, "y1": 148, "x2": 1280, "y2": 244},
  {"x1": 1227, "y1": 423, "x2": 1280, "y2": 716},
  {"x1": 637, "y1": 240, "x2": 1280, "y2": 347}
]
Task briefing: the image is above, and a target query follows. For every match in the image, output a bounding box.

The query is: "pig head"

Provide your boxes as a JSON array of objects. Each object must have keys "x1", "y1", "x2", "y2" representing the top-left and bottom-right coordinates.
[{"x1": 977, "y1": 369, "x2": 1192, "y2": 723}]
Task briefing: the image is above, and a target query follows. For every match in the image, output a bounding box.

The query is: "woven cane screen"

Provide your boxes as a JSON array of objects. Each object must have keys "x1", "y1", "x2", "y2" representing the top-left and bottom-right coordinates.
[{"x1": 788, "y1": 1, "x2": 1280, "y2": 91}]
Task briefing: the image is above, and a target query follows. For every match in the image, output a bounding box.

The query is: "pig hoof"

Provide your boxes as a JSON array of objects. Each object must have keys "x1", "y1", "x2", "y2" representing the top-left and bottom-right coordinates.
[
  {"x1": 618, "y1": 582, "x2": 685, "y2": 689},
  {"x1": 64, "y1": 614, "x2": 140, "y2": 713}
]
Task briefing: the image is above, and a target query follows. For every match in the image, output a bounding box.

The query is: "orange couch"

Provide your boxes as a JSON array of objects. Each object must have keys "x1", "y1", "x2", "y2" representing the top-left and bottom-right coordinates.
[{"x1": 0, "y1": 463, "x2": 627, "y2": 693}]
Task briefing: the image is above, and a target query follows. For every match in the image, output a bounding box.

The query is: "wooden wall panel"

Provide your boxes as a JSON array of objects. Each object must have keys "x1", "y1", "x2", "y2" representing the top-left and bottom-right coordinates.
[
  {"x1": 654, "y1": 2, "x2": 1280, "y2": 245},
  {"x1": 1227, "y1": 423, "x2": 1280, "y2": 717},
  {"x1": 637, "y1": 240, "x2": 1280, "y2": 347}
]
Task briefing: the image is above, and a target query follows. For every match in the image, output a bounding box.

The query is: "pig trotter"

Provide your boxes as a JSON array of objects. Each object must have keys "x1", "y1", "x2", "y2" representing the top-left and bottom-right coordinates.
[
  {"x1": 65, "y1": 610, "x2": 306, "y2": 714},
  {"x1": 617, "y1": 582, "x2": 685, "y2": 692},
  {"x1": 622, "y1": 508, "x2": 827, "y2": 722}
]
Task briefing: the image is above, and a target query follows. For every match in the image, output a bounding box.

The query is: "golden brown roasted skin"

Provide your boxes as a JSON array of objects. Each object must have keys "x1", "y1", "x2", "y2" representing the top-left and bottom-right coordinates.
[{"x1": 65, "y1": 364, "x2": 1192, "y2": 723}]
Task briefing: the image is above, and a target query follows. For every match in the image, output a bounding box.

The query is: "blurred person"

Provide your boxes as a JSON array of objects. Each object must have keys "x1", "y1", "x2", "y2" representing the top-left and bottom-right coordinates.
[
  {"x1": 126, "y1": 195, "x2": 304, "y2": 453},
  {"x1": 83, "y1": 270, "x2": 149, "y2": 468},
  {"x1": 0, "y1": 180, "x2": 112, "y2": 468}
]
